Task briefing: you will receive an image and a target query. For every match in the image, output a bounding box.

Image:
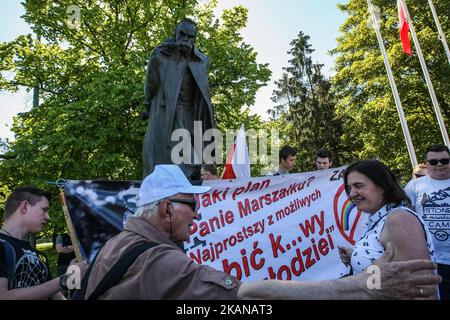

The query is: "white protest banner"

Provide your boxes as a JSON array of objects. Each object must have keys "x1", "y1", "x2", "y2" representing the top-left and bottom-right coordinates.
[{"x1": 185, "y1": 166, "x2": 369, "y2": 281}]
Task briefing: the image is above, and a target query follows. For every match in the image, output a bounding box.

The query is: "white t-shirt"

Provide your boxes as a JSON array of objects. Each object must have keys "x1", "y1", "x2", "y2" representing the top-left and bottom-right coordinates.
[{"x1": 405, "y1": 176, "x2": 450, "y2": 265}]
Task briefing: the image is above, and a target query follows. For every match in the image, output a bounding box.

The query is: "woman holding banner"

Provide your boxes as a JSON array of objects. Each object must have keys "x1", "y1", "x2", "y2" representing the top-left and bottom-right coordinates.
[{"x1": 339, "y1": 160, "x2": 437, "y2": 299}]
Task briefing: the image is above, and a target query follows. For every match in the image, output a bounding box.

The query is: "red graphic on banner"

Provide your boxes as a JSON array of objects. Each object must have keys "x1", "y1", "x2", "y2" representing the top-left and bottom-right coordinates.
[{"x1": 333, "y1": 184, "x2": 362, "y2": 245}]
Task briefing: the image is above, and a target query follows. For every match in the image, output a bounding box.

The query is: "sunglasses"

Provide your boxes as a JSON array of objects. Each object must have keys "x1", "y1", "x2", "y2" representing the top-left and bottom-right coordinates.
[
  {"x1": 426, "y1": 158, "x2": 450, "y2": 166},
  {"x1": 169, "y1": 198, "x2": 197, "y2": 212},
  {"x1": 414, "y1": 174, "x2": 425, "y2": 178}
]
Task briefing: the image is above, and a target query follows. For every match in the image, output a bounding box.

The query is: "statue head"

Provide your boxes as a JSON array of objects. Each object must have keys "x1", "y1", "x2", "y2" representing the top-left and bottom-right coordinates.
[{"x1": 174, "y1": 18, "x2": 197, "y2": 55}]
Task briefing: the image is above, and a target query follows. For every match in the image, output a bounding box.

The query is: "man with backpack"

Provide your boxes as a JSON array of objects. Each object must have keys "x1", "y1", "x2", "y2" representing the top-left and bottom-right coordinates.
[
  {"x1": 80, "y1": 165, "x2": 440, "y2": 300},
  {"x1": 0, "y1": 186, "x2": 85, "y2": 299}
]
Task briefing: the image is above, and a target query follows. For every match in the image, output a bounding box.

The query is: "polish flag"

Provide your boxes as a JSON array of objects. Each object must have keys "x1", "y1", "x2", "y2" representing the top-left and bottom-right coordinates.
[
  {"x1": 398, "y1": 0, "x2": 412, "y2": 56},
  {"x1": 222, "y1": 124, "x2": 251, "y2": 179}
]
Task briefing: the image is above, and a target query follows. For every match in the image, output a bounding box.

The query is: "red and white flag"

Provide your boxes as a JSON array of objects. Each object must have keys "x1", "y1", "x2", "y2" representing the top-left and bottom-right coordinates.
[
  {"x1": 398, "y1": 0, "x2": 412, "y2": 56},
  {"x1": 222, "y1": 124, "x2": 251, "y2": 180}
]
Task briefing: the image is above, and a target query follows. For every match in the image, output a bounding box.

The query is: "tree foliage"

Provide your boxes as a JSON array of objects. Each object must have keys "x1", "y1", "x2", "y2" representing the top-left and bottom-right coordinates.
[
  {"x1": 268, "y1": 32, "x2": 344, "y2": 172},
  {"x1": 0, "y1": 0, "x2": 271, "y2": 231},
  {"x1": 331, "y1": 0, "x2": 450, "y2": 179}
]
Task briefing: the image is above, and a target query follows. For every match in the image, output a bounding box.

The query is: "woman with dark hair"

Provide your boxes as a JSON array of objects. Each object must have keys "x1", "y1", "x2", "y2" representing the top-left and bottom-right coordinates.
[{"x1": 338, "y1": 160, "x2": 437, "y2": 299}]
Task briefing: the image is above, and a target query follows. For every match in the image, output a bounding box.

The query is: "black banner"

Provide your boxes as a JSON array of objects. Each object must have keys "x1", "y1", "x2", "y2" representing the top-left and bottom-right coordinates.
[{"x1": 64, "y1": 180, "x2": 141, "y2": 262}]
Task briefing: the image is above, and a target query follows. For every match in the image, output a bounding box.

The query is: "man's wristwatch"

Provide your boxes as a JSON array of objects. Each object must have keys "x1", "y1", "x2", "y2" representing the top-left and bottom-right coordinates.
[{"x1": 59, "y1": 273, "x2": 70, "y2": 290}]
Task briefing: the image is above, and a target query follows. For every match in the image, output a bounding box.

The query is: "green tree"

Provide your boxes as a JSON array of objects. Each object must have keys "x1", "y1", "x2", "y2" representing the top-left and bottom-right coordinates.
[
  {"x1": 0, "y1": 0, "x2": 270, "y2": 230},
  {"x1": 268, "y1": 31, "x2": 344, "y2": 172},
  {"x1": 332, "y1": 0, "x2": 450, "y2": 180}
]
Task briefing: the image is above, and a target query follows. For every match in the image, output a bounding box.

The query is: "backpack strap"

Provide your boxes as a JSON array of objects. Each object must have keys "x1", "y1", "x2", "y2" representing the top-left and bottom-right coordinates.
[
  {"x1": 0, "y1": 239, "x2": 17, "y2": 290},
  {"x1": 70, "y1": 249, "x2": 101, "y2": 300},
  {"x1": 86, "y1": 242, "x2": 159, "y2": 300}
]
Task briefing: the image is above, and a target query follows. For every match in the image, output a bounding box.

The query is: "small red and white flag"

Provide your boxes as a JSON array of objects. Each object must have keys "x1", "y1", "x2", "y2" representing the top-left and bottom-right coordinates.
[
  {"x1": 222, "y1": 124, "x2": 251, "y2": 180},
  {"x1": 398, "y1": 0, "x2": 412, "y2": 56}
]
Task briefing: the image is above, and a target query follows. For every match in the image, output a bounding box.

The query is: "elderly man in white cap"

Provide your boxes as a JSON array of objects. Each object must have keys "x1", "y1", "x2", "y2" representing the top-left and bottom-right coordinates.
[{"x1": 81, "y1": 165, "x2": 440, "y2": 300}]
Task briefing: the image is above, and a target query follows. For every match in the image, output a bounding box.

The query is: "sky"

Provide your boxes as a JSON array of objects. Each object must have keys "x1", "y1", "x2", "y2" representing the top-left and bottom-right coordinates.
[{"x1": 0, "y1": 0, "x2": 348, "y2": 141}]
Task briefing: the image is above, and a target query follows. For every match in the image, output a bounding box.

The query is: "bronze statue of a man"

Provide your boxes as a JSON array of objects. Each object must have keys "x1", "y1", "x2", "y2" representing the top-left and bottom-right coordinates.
[{"x1": 142, "y1": 18, "x2": 216, "y2": 180}]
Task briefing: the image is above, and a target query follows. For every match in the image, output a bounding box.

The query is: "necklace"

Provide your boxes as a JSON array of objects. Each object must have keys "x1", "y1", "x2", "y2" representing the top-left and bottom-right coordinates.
[{"x1": 0, "y1": 228, "x2": 15, "y2": 238}]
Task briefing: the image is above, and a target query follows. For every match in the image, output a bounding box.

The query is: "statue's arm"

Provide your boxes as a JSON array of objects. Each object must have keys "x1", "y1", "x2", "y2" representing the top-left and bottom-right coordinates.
[{"x1": 144, "y1": 52, "x2": 160, "y2": 114}]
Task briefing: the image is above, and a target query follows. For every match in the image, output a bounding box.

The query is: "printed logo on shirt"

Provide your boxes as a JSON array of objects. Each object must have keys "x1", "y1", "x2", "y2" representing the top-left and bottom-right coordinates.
[
  {"x1": 421, "y1": 187, "x2": 450, "y2": 242},
  {"x1": 14, "y1": 249, "x2": 49, "y2": 288}
]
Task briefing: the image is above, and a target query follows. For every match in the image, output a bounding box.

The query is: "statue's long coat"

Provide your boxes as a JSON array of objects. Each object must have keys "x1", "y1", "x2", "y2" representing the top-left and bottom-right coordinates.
[{"x1": 142, "y1": 39, "x2": 216, "y2": 178}]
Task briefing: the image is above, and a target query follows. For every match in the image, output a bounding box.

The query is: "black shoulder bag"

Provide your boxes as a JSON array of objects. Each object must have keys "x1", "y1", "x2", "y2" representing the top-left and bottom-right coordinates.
[{"x1": 72, "y1": 242, "x2": 159, "y2": 300}]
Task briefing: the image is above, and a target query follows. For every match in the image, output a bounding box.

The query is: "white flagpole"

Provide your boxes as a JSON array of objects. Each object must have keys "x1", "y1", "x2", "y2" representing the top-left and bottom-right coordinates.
[
  {"x1": 366, "y1": 0, "x2": 417, "y2": 167},
  {"x1": 427, "y1": 0, "x2": 450, "y2": 64},
  {"x1": 401, "y1": 0, "x2": 450, "y2": 148}
]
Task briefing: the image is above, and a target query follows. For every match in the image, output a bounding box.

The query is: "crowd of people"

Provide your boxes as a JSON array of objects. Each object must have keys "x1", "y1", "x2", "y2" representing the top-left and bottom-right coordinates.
[{"x1": 0, "y1": 143, "x2": 448, "y2": 300}]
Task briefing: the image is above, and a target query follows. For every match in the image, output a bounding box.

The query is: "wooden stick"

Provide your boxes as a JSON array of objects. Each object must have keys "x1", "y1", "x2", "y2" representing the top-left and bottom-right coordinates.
[{"x1": 59, "y1": 191, "x2": 83, "y2": 262}]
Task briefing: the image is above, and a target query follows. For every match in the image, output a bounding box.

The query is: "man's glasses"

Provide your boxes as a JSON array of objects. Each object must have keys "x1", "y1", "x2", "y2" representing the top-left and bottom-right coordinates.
[
  {"x1": 414, "y1": 174, "x2": 425, "y2": 178},
  {"x1": 426, "y1": 158, "x2": 450, "y2": 166},
  {"x1": 169, "y1": 198, "x2": 197, "y2": 212}
]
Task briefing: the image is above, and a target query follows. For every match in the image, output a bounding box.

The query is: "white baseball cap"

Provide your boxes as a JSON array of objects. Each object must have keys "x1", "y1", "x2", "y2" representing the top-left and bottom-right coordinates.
[{"x1": 137, "y1": 165, "x2": 211, "y2": 207}]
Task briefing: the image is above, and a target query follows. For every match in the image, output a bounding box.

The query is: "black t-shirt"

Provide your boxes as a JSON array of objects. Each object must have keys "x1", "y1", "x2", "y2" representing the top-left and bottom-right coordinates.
[
  {"x1": 55, "y1": 233, "x2": 76, "y2": 266},
  {"x1": 0, "y1": 234, "x2": 52, "y2": 289}
]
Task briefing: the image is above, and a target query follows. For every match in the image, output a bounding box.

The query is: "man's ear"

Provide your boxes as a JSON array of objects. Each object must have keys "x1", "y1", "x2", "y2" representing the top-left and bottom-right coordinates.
[
  {"x1": 158, "y1": 200, "x2": 172, "y2": 222},
  {"x1": 19, "y1": 200, "x2": 29, "y2": 215}
]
